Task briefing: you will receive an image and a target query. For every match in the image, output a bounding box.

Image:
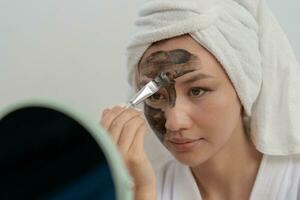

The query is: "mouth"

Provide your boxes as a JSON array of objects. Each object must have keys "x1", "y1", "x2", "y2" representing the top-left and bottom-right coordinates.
[{"x1": 168, "y1": 138, "x2": 204, "y2": 152}]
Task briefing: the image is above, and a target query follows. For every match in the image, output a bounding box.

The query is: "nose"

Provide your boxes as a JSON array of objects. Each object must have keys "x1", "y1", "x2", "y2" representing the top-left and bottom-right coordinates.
[{"x1": 164, "y1": 102, "x2": 193, "y2": 132}]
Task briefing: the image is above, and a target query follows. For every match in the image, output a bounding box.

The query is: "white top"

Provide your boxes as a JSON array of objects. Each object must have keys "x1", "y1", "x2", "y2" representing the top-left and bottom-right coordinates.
[{"x1": 155, "y1": 155, "x2": 300, "y2": 200}]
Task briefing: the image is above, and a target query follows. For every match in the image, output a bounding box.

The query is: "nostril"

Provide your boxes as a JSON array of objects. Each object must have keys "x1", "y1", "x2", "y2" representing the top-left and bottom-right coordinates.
[{"x1": 164, "y1": 102, "x2": 192, "y2": 131}]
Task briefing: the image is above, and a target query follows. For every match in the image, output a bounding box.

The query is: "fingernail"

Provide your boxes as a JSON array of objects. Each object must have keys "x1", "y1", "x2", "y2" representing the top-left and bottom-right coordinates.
[
  {"x1": 117, "y1": 103, "x2": 127, "y2": 108},
  {"x1": 133, "y1": 107, "x2": 142, "y2": 112}
]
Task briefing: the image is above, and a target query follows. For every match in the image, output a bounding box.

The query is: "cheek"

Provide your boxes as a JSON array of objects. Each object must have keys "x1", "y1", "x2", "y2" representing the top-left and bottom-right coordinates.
[
  {"x1": 144, "y1": 104, "x2": 166, "y2": 142},
  {"x1": 192, "y1": 89, "x2": 241, "y2": 140}
]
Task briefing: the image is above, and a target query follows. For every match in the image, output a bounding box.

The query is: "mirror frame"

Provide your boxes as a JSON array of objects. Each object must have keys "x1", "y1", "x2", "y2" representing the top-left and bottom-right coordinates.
[{"x1": 0, "y1": 98, "x2": 133, "y2": 200}]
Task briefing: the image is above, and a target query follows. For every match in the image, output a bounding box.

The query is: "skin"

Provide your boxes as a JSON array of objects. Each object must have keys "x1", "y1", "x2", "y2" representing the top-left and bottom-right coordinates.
[{"x1": 101, "y1": 34, "x2": 263, "y2": 200}]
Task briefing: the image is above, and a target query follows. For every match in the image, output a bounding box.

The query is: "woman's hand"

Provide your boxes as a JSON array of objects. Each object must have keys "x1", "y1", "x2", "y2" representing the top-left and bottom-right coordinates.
[{"x1": 100, "y1": 106, "x2": 156, "y2": 199}]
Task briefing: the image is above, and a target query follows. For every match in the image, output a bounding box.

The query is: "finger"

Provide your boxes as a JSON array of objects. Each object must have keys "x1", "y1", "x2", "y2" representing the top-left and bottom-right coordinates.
[
  {"x1": 108, "y1": 108, "x2": 141, "y2": 143},
  {"x1": 100, "y1": 108, "x2": 110, "y2": 125},
  {"x1": 118, "y1": 115, "x2": 145, "y2": 154},
  {"x1": 126, "y1": 124, "x2": 148, "y2": 166},
  {"x1": 100, "y1": 106, "x2": 125, "y2": 129},
  {"x1": 129, "y1": 122, "x2": 148, "y2": 153}
]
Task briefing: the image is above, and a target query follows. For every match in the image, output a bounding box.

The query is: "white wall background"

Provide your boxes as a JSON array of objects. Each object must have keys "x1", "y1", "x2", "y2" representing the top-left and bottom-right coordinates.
[{"x1": 1, "y1": 0, "x2": 299, "y2": 165}]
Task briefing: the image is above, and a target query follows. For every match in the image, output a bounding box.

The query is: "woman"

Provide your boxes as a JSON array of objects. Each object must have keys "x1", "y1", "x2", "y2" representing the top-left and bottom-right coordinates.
[{"x1": 101, "y1": 0, "x2": 300, "y2": 199}]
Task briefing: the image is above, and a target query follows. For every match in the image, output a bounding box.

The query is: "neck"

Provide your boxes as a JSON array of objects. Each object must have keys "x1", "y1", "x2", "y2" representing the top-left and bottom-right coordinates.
[{"x1": 191, "y1": 120, "x2": 263, "y2": 199}]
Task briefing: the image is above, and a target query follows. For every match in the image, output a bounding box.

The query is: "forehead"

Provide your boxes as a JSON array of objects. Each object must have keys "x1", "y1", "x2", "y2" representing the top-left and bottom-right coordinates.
[
  {"x1": 140, "y1": 49, "x2": 198, "y2": 78},
  {"x1": 137, "y1": 34, "x2": 230, "y2": 86},
  {"x1": 140, "y1": 35, "x2": 203, "y2": 62},
  {"x1": 138, "y1": 36, "x2": 205, "y2": 78}
]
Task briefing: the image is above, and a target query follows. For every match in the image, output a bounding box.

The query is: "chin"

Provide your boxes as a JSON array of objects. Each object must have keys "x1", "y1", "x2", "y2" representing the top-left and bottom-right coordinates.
[
  {"x1": 164, "y1": 139, "x2": 212, "y2": 166},
  {"x1": 170, "y1": 149, "x2": 211, "y2": 167}
]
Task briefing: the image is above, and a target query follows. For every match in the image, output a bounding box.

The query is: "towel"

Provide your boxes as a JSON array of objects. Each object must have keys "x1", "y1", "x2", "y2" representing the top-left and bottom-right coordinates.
[{"x1": 126, "y1": 0, "x2": 300, "y2": 155}]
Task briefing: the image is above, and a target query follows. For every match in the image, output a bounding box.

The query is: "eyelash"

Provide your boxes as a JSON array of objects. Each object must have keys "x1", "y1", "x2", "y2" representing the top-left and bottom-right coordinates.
[
  {"x1": 147, "y1": 86, "x2": 210, "y2": 103},
  {"x1": 188, "y1": 87, "x2": 211, "y2": 98},
  {"x1": 148, "y1": 92, "x2": 166, "y2": 101}
]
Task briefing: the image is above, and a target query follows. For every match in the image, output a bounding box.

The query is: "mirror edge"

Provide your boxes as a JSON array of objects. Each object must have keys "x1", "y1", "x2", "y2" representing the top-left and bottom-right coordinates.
[{"x1": 0, "y1": 97, "x2": 134, "y2": 200}]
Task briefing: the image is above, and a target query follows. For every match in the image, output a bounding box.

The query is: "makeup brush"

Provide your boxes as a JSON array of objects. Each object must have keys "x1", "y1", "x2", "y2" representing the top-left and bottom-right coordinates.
[{"x1": 127, "y1": 72, "x2": 171, "y2": 108}]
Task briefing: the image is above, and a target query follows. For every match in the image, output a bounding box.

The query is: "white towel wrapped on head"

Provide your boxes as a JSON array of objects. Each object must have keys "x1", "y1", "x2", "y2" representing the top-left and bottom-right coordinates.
[{"x1": 126, "y1": 0, "x2": 300, "y2": 155}]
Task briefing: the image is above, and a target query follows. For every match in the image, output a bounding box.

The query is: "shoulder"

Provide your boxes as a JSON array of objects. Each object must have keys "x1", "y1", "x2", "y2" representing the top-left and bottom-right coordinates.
[
  {"x1": 251, "y1": 154, "x2": 300, "y2": 199},
  {"x1": 290, "y1": 154, "x2": 300, "y2": 165},
  {"x1": 154, "y1": 159, "x2": 200, "y2": 200},
  {"x1": 154, "y1": 159, "x2": 177, "y2": 200},
  {"x1": 264, "y1": 154, "x2": 300, "y2": 169},
  {"x1": 154, "y1": 159, "x2": 190, "y2": 198},
  {"x1": 154, "y1": 158, "x2": 188, "y2": 178},
  {"x1": 154, "y1": 159, "x2": 178, "y2": 184},
  {"x1": 262, "y1": 154, "x2": 300, "y2": 185},
  {"x1": 289, "y1": 154, "x2": 300, "y2": 176}
]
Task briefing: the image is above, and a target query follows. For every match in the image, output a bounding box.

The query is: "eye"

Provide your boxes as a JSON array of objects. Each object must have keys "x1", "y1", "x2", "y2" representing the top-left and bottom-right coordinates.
[
  {"x1": 145, "y1": 90, "x2": 168, "y2": 108},
  {"x1": 148, "y1": 92, "x2": 166, "y2": 102},
  {"x1": 188, "y1": 87, "x2": 208, "y2": 97}
]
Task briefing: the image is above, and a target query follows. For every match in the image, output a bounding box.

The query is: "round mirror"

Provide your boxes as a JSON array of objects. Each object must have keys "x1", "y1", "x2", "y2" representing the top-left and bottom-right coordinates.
[{"x1": 0, "y1": 100, "x2": 133, "y2": 200}]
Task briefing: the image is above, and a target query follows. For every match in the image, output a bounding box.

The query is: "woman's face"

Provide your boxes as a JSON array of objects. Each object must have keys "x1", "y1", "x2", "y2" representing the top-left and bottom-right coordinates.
[{"x1": 137, "y1": 35, "x2": 243, "y2": 167}]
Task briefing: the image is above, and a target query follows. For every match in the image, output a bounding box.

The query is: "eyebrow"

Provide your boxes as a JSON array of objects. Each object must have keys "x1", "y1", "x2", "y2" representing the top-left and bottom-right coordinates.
[
  {"x1": 138, "y1": 72, "x2": 214, "y2": 88},
  {"x1": 181, "y1": 72, "x2": 215, "y2": 84}
]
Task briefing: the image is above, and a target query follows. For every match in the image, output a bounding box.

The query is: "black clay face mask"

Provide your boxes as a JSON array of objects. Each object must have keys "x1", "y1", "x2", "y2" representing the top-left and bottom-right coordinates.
[{"x1": 139, "y1": 49, "x2": 198, "y2": 142}]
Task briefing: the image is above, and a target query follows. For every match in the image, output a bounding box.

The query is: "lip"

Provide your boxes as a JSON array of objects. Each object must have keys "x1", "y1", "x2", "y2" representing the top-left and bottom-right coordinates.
[{"x1": 168, "y1": 138, "x2": 204, "y2": 152}]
